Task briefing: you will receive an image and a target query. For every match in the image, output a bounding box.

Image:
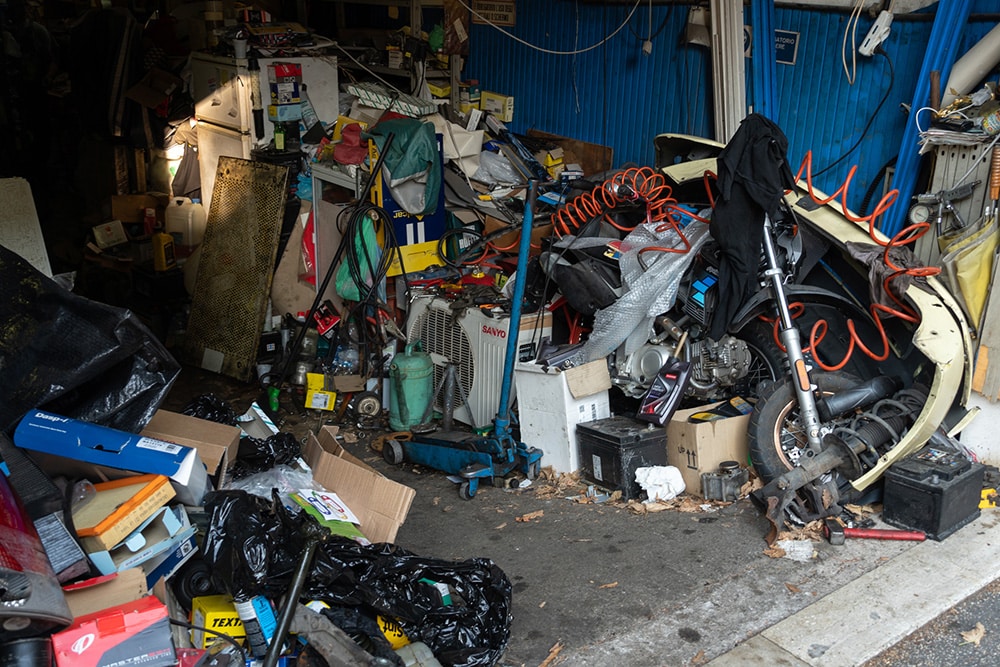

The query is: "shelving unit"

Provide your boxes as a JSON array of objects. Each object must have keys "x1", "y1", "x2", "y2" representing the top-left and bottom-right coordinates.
[{"x1": 318, "y1": 0, "x2": 462, "y2": 109}]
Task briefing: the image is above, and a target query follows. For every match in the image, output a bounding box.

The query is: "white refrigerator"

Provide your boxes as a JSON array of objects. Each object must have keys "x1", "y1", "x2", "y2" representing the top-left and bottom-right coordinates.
[{"x1": 190, "y1": 52, "x2": 339, "y2": 208}]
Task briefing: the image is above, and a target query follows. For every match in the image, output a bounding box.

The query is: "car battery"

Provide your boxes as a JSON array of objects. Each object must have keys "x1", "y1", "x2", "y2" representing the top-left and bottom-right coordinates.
[
  {"x1": 577, "y1": 416, "x2": 667, "y2": 500},
  {"x1": 882, "y1": 446, "x2": 985, "y2": 541}
]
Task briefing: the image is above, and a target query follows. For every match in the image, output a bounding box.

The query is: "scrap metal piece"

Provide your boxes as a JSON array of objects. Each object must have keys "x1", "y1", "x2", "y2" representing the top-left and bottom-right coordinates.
[{"x1": 289, "y1": 604, "x2": 391, "y2": 667}]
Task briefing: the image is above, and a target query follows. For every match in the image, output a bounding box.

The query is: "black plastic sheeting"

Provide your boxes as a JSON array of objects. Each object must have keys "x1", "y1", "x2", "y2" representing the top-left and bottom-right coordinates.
[
  {"x1": 0, "y1": 245, "x2": 180, "y2": 434},
  {"x1": 202, "y1": 491, "x2": 512, "y2": 667}
]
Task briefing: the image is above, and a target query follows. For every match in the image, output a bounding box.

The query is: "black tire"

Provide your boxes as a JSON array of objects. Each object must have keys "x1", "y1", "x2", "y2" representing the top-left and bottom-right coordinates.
[
  {"x1": 748, "y1": 371, "x2": 861, "y2": 483},
  {"x1": 459, "y1": 481, "x2": 475, "y2": 500},
  {"x1": 383, "y1": 439, "x2": 405, "y2": 465}
]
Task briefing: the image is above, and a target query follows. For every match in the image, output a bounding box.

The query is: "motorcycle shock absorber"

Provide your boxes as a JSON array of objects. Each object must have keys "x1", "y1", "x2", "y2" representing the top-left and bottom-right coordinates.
[{"x1": 760, "y1": 213, "x2": 825, "y2": 454}]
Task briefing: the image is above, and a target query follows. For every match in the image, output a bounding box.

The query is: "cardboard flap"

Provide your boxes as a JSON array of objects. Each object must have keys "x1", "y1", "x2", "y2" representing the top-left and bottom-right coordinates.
[
  {"x1": 303, "y1": 427, "x2": 415, "y2": 544},
  {"x1": 565, "y1": 361, "x2": 613, "y2": 399}
]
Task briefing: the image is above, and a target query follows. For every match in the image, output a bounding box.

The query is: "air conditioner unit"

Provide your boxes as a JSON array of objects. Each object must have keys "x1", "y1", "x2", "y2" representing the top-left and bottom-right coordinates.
[{"x1": 406, "y1": 296, "x2": 551, "y2": 429}]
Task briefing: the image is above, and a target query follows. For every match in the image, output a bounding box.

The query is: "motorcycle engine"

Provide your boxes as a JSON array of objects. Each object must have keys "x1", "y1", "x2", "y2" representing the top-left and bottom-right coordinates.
[
  {"x1": 615, "y1": 335, "x2": 753, "y2": 399},
  {"x1": 686, "y1": 335, "x2": 754, "y2": 398}
]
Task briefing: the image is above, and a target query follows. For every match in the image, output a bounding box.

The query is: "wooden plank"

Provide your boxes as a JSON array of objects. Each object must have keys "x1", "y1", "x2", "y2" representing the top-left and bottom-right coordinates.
[{"x1": 526, "y1": 129, "x2": 614, "y2": 176}]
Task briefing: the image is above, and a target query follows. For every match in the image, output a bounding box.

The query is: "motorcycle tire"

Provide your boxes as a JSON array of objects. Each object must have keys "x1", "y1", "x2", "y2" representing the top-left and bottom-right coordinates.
[
  {"x1": 747, "y1": 371, "x2": 861, "y2": 484},
  {"x1": 732, "y1": 320, "x2": 787, "y2": 398}
]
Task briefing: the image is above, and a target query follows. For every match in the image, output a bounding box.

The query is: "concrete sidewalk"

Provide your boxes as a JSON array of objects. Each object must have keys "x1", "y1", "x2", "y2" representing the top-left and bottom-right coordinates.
[{"x1": 562, "y1": 512, "x2": 1000, "y2": 666}]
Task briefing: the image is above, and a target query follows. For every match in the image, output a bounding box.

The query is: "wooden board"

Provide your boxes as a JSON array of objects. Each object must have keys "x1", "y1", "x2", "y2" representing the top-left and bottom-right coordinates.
[{"x1": 526, "y1": 130, "x2": 614, "y2": 176}]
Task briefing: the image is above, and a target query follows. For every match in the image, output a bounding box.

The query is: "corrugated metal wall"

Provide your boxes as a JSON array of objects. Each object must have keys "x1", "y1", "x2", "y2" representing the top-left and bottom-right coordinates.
[{"x1": 466, "y1": 2, "x2": 998, "y2": 213}]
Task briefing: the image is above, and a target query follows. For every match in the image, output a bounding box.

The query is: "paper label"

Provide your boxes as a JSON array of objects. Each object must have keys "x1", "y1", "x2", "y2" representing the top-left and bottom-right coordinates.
[
  {"x1": 136, "y1": 437, "x2": 183, "y2": 456},
  {"x1": 294, "y1": 489, "x2": 360, "y2": 525}
]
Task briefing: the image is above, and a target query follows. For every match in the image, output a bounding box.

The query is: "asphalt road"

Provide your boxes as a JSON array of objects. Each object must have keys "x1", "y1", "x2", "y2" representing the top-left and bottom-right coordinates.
[{"x1": 863, "y1": 578, "x2": 1000, "y2": 667}]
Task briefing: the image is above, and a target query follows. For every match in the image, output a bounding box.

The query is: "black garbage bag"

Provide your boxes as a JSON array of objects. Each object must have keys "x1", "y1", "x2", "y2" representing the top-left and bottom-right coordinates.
[
  {"x1": 0, "y1": 245, "x2": 180, "y2": 434},
  {"x1": 202, "y1": 489, "x2": 512, "y2": 667},
  {"x1": 201, "y1": 490, "x2": 304, "y2": 601},
  {"x1": 307, "y1": 542, "x2": 512, "y2": 667},
  {"x1": 229, "y1": 431, "x2": 302, "y2": 480}
]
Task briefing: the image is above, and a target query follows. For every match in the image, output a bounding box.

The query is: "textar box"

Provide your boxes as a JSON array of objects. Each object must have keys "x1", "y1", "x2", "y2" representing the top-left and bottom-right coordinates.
[
  {"x1": 14, "y1": 410, "x2": 209, "y2": 506},
  {"x1": 303, "y1": 426, "x2": 415, "y2": 544},
  {"x1": 666, "y1": 402, "x2": 751, "y2": 497}
]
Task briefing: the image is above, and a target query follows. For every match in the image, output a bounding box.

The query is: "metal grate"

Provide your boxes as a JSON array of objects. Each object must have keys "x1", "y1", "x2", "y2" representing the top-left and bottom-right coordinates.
[{"x1": 182, "y1": 157, "x2": 288, "y2": 381}]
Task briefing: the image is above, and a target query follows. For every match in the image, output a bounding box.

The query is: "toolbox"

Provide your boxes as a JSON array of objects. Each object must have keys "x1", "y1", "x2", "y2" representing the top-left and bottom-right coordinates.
[
  {"x1": 577, "y1": 416, "x2": 667, "y2": 500},
  {"x1": 882, "y1": 446, "x2": 984, "y2": 541}
]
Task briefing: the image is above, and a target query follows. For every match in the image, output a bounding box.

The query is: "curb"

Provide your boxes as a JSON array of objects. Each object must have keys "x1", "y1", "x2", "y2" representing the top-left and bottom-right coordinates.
[{"x1": 707, "y1": 513, "x2": 1000, "y2": 666}]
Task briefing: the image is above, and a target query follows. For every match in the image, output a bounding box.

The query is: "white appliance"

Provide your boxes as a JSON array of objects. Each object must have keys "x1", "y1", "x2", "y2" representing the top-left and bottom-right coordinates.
[
  {"x1": 406, "y1": 296, "x2": 552, "y2": 430},
  {"x1": 189, "y1": 52, "x2": 339, "y2": 209}
]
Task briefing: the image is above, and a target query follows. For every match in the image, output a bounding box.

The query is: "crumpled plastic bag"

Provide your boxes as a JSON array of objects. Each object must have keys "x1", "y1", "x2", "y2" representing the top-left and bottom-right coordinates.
[
  {"x1": 635, "y1": 465, "x2": 686, "y2": 502},
  {"x1": 229, "y1": 431, "x2": 301, "y2": 480},
  {"x1": 201, "y1": 489, "x2": 512, "y2": 667}
]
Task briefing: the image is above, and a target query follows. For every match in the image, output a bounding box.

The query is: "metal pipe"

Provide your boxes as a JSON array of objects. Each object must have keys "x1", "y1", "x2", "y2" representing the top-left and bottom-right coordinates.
[{"x1": 262, "y1": 539, "x2": 319, "y2": 667}]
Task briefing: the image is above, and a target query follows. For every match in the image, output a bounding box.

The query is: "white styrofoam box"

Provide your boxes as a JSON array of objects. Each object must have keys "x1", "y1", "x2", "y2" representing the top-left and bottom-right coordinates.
[{"x1": 515, "y1": 360, "x2": 612, "y2": 474}]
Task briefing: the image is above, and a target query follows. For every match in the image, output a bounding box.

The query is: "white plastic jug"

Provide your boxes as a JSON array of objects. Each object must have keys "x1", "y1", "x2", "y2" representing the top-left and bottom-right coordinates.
[{"x1": 164, "y1": 196, "x2": 207, "y2": 258}]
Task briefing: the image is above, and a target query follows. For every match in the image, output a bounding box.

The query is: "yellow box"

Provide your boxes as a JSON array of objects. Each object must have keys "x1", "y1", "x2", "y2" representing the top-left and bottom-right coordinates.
[
  {"x1": 387, "y1": 240, "x2": 442, "y2": 277},
  {"x1": 305, "y1": 373, "x2": 337, "y2": 411},
  {"x1": 481, "y1": 91, "x2": 514, "y2": 122},
  {"x1": 427, "y1": 81, "x2": 451, "y2": 98},
  {"x1": 190, "y1": 595, "x2": 245, "y2": 648}
]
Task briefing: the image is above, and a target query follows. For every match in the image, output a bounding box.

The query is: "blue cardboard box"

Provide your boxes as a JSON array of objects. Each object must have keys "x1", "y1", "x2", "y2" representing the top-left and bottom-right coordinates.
[{"x1": 14, "y1": 411, "x2": 209, "y2": 506}]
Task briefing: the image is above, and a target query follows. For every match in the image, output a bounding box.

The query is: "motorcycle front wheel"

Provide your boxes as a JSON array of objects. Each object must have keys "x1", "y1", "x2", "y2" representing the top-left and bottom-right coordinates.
[{"x1": 747, "y1": 371, "x2": 860, "y2": 484}]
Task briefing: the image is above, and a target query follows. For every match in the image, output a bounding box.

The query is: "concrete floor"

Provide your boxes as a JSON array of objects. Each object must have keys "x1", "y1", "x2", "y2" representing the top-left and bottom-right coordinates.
[{"x1": 161, "y1": 366, "x2": 1000, "y2": 667}]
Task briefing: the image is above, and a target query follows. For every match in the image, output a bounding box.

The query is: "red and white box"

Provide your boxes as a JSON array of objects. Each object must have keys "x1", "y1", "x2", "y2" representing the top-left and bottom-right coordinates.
[{"x1": 51, "y1": 595, "x2": 175, "y2": 667}]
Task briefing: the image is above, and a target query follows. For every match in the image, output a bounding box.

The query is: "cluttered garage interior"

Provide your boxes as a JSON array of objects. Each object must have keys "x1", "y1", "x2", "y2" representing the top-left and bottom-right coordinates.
[{"x1": 2, "y1": 0, "x2": 1000, "y2": 665}]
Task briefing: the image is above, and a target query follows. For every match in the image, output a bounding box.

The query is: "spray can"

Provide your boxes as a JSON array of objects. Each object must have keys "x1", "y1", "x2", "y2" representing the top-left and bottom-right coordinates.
[{"x1": 233, "y1": 594, "x2": 279, "y2": 658}]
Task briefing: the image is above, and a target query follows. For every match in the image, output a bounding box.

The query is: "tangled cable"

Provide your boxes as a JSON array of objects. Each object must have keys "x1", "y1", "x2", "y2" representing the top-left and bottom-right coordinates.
[{"x1": 764, "y1": 151, "x2": 941, "y2": 371}]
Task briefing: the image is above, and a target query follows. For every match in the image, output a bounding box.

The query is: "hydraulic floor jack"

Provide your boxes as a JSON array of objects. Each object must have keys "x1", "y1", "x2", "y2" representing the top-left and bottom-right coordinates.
[{"x1": 381, "y1": 182, "x2": 544, "y2": 499}]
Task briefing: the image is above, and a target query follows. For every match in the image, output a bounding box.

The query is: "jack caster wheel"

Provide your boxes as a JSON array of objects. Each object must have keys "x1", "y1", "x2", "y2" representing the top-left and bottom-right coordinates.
[
  {"x1": 526, "y1": 461, "x2": 541, "y2": 481},
  {"x1": 351, "y1": 391, "x2": 382, "y2": 418},
  {"x1": 383, "y1": 439, "x2": 404, "y2": 466},
  {"x1": 459, "y1": 481, "x2": 475, "y2": 500}
]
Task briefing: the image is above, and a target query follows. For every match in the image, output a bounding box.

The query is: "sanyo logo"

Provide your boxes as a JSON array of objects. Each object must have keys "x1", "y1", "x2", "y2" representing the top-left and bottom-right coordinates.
[
  {"x1": 35, "y1": 412, "x2": 68, "y2": 423},
  {"x1": 482, "y1": 324, "x2": 506, "y2": 339},
  {"x1": 72, "y1": 633, "x2": 95, "y2": 654}
]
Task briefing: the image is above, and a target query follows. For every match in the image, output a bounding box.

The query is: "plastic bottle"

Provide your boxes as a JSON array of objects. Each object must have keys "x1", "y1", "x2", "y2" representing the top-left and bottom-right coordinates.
[
  {"x1": 274, "y1": 123, "x2": 286, "y2": 150},
  {"x1": 165, "y1": 197, "x2": 207, "y2": 259}
]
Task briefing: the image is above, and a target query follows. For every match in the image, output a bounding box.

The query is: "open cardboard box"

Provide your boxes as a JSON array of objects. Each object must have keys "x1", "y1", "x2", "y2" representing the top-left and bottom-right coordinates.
[
  {"x1": 141, "y1": 410, "x2": 241, "y2": 489},
  {"x1": 666, "y1": 402, "x2": 751, "y2": 496},
  {"x1": 302, "y1": 426, "x2": 415, "y2": 544}
]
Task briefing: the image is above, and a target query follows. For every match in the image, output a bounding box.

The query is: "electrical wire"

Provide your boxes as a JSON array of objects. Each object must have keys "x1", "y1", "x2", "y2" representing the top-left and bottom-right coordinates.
[
  {"x1": 841, "y1": 0, "x2": 865, "y2": 85},
  {"x1": 169, "y1": 618, "x2": 248, "y2": 665},
  {"x1": 814, "y1": 47, "x2": 894, "y2": 179},
  {"x1": 454, "y1": 0, "x2": 642, "y2": 56}
]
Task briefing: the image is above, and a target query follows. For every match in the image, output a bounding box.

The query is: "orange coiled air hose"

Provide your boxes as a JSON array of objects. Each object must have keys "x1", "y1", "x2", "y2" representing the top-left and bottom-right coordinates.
[
  {"x1": 551, "y1": 166, "x2": 694, "y2": 255},
  {"x1": 763, "y1": 151, "x2": 941, "y2": 371}
]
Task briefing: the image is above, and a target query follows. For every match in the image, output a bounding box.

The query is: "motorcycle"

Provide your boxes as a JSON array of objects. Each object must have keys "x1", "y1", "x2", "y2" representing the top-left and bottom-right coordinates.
[{"x1": 539, "y1": 117, "x2": 973, "y2": 537}]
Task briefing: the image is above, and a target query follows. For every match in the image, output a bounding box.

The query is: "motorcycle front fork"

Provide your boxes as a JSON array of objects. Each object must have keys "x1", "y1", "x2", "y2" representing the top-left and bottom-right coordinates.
[{"x1": 761, "y1": 215, "x2": 825, "y2": 455}]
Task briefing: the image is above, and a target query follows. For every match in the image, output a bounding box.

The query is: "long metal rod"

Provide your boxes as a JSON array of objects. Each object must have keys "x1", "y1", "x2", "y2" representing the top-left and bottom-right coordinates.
[
  {"x1": 262, "y1": 539, "x2": 319, "y2": 667},
  {"x1": 493, "y1": 180, "x2": 538, "y2": 436}
]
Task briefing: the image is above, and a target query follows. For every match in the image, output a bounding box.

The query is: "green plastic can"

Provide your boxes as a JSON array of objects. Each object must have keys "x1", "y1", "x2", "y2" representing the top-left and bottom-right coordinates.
[{"x1": 389, "y1": 341, "x2": 434, "y2": 431}]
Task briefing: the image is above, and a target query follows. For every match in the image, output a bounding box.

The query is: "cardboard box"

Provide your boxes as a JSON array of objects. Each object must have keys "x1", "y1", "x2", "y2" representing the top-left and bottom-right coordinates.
[
  {"x1": 142, "y1": 530, "x2": 198, "y2": 591},
  {"x1": 269, "y1": 81, "x2": 301, "y2": 104},
  {"x1": 125, "y1": 68, "x2": 182, "y2": 110},
  {"x1": 141, "y1": 409, "x2": 241, "y2": 489},
  {"x1": 53, "y1": 596, "x2": 175, "y2": 667},
  {"x1": 63, "y1": 568, "x2": 149, "y2": 618},
  {"x1": 111, "y1": 193, "x2": 167, "y2": 224},
  {"x1": 481, "y1": 91, "x2": 514, "y2": 122},
  {"x1": 514, "y1": 360, "x2": 612, "y2": 474},
  {"x1": 302, "y1": 426, "x2": 415, "y2": 544},
  {"x1": 267, "y1": 103, "x2": 303, "y2": 122},
  {"x1": 483, "y1": 215, "x2": 552, "y2": 256},
  {"x1": 88, "y1": 505, "x2": 195, "y2": 576},
  {"x1": 15, "y1": 410, "x2": 209, "y2": 506},
  {"x1": 73, "y1": 474, "x2": 176, "y2": 552},
  {"x1": 266, "y1": 61, "x2": 303, "y2": 83},
  {"x1": 666, "y1": 403, "x2": 751, "y2": 496},
  {"x1": 190, "y1": 594, "x2": 245, "y2": 648},
  {"x1": 305, "y1": 372, "x2": 337, "y2": 411}
]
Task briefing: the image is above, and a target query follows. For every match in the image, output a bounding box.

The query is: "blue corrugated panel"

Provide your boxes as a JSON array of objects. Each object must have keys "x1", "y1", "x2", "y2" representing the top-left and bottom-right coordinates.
[
  {"x1": 466, "y1": 2, "x2": 708, "y2": 169},
  {"x1": 465, "y1": 3, "x2": 997, "y2": 214}
]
